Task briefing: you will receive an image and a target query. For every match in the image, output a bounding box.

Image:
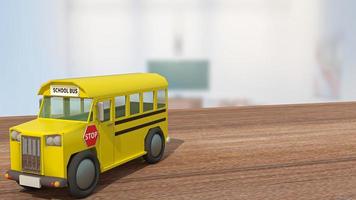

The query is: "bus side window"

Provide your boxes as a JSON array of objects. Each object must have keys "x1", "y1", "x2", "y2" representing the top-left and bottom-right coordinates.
[
  {"x1": 101, "y1": 100, "x2": 111, "y2": 121},
  {"x1": 115, "y1": 96, "x2": 126, "y2": 118},
  {"x1": 157, "y1": 89, "x2": 166, "y2": 109},
  {"x1": 143, "y1": 91, "x2": 153, "y2": 112},
  {"x1": 129, "y1": 93, "x2": 140, "y2": 115}
]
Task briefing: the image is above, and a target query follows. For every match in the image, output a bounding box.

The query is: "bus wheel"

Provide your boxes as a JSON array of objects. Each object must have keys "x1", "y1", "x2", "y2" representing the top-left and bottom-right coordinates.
[
  {"x1": 143, "y1": 129, "x2": 165, "y2": 164},
  {"x1": 67, "y1": 150, "x2": 100, "y2": 198}
]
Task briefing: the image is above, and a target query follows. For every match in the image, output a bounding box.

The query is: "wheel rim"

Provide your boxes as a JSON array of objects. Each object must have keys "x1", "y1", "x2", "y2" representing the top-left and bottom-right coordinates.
[
  {"x1": 151, "y1": 134, "x2": 162, "y2": 157},
  {"x1": 76, "y1": 158, "x2": 96, "y2": 190}
]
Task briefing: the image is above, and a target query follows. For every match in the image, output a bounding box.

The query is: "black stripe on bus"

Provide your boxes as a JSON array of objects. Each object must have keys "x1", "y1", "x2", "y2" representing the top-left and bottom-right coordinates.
[
  {"x1": 115, "y1": 118, "x2": 166, "y2": 136},
  {"x1": 115, "y1": 108, "x2": 166, "y2": 125}
]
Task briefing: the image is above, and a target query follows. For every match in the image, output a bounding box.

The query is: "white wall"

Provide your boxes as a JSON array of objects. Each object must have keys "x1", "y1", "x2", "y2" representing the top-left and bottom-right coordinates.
[
  {"x1": 0, "y1": 0, "x2": 68, "y2": 116},
  {"x1": 68, "y1": 0, "x2": 322, "y2": 106},
  {"x1": 210, "y1": 0, "x2": 321, "y2": 104},
  {"x1": 67, "y1": 0, "x2": 145, "y2": 76},
  {"x1": 321, "y1": 0, "x2": 356, "y2": 100},
  {"x1": 4, "y1": 0, "x2": 355, "y2": 116}
]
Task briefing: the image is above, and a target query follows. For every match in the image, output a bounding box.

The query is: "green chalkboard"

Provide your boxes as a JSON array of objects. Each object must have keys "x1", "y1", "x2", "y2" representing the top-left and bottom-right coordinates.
[{"x1": 148, "y1": 60, "x2": 209, "y2": 90}]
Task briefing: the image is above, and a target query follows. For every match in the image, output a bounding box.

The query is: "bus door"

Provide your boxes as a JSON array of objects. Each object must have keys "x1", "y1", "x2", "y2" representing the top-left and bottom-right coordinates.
[
  {"x1": 114, "y1": 93, "x2": 143, "y2": 164},
  {"x1": 96, "y1": 98, "x2": 114, "y2": 169}
]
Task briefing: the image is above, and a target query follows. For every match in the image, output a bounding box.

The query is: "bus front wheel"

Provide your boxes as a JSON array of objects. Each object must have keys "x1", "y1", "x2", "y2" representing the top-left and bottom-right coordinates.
[
  {"x1": 143, "y1": 129, "x2": 165, "y2": 164},
  {"x1": 67, "y1": 150, "x2": 100, "y2": 198}
]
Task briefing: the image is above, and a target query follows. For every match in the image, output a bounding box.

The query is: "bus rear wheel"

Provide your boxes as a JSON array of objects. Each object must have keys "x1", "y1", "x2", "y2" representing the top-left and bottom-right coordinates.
[
  {"x1": 67, "y1": 150, "x2": 99, "y2": 198},
  {"x1": 143, "y1": 129, "x2": 165, "y2": 164}
]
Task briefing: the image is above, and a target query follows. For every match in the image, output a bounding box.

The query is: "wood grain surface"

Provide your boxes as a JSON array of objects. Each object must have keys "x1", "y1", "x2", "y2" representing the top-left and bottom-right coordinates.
[{"x1": 1, "y1": 103, "x2": 356, "y2": 199}]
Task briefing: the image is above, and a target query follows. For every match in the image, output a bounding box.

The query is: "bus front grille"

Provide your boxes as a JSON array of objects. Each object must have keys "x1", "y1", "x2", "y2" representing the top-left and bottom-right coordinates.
[{"x1": 21, "y1": 136, "x2": 41, "y2": 173}]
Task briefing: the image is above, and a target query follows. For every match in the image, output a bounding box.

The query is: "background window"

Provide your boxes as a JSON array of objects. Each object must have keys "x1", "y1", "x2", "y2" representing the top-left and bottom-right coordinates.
[
  {"x1": 157, "y1": 89, "x2": 166, "y2": 109},
  {"x1": 103, "y1": 100, "x2": 111, "y2": 121},
  {"x1": 130, "y1": 93, "x2": 140, "y2": 115},
  {"x1": 148, "y1": 60, "x2": 209, "y2": 90},
  {"x1": 143, "y1": 91, "x2": 154, "y2": 112},
  {"x1": 115, "y1": 96, "x2": 126, "y2": 118}
]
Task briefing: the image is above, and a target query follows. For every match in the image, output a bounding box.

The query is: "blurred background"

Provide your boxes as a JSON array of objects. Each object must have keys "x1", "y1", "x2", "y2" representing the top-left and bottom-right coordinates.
[{"x1": 1, "y1": 0, "x2": 356, "y2": 116}]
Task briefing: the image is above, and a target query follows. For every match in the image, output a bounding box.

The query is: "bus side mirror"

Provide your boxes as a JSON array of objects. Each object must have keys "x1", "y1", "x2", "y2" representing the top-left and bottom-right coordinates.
[
  {"x1": 97, "y1": 102, "x2": 104, "y2": 122},
  {"x1": 39, "y1": 98, "x2": 42, "y2": 108}
]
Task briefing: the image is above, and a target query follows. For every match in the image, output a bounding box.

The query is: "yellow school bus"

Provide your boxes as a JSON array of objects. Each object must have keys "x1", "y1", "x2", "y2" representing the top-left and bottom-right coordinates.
[{"x1": 5, "y1": 73, "x2": 169, "y2": 198}]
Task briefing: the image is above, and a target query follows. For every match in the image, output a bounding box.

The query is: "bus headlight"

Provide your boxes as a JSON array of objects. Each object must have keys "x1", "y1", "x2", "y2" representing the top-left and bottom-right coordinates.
[
  {"x1": 11, "y1": 131, "x2": 21, "y2": 142},
  {"x1": 46, "y1": 135, "x2": 62, "y2": 146}
]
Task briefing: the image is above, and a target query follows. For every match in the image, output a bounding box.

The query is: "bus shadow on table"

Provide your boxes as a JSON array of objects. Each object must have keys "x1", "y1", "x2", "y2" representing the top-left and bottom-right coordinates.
[{"x1": 25, "y1": 138, "x2": 184, "y2": 199}]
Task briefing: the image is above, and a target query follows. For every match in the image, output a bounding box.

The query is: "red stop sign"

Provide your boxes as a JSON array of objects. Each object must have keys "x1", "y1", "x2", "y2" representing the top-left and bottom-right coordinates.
[{"x1": 84, "y1": 125, "x2": 99, "y2": 147}]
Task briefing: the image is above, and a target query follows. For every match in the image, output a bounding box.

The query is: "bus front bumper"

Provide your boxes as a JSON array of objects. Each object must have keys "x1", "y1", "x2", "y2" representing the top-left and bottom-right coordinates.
[{"x1": 5, "y1": 170, "x2": 67, "y2": 188}]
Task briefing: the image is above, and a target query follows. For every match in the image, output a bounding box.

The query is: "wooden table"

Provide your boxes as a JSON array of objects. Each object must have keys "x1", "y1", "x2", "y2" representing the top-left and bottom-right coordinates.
[{"x1": 1, "y1": 102, "x2": 356, "y2": 199}]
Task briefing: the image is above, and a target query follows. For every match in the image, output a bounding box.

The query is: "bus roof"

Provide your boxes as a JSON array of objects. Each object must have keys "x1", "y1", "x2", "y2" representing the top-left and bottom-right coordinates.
[{"x1": 38, "y1": 73, "x2": 168, "y2": 98}]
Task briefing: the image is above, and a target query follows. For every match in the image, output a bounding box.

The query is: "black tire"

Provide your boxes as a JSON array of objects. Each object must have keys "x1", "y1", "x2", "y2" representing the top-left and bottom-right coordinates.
[
  {"x1": 143, "y1": 128, "x2": 165, "y2": 164},
  {"x1": 67, "y1": 150, "x2": 100, "y2": 198}
]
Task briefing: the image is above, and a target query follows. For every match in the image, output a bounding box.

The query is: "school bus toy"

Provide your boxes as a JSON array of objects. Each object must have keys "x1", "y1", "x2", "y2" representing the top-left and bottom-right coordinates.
[{"x1": 5, "y1": 73, "x2": 169, "y2": 198}]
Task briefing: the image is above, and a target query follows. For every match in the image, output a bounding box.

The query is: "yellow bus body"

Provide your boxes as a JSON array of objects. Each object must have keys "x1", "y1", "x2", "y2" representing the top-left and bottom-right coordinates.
[{"x1": 7, "y1": 73, "x2": 168, "y2": 182}]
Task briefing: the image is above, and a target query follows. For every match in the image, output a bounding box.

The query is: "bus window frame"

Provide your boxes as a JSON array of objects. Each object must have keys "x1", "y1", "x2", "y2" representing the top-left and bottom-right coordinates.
[
  {"x1": 156, "y1": 88, "x2": 167, "y2": 109},
  {"x1": 114, "y1": 95, "x2": 127, "y2": 119},
  {"x1": 142, "y1": 90, "x2": 154, "y2": 113},
  {"x1": 97, "y1": 99, "x2": 112, "y2": 122},
  {"x1": 128, "y1": 93, "x2": 141, "y2": 116}
]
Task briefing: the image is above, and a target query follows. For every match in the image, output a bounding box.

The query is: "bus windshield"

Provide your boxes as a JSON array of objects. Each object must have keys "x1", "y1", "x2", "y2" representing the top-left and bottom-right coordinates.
[{"x1": 39, "y1": 96, "x2": 93, "y2": 122}]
